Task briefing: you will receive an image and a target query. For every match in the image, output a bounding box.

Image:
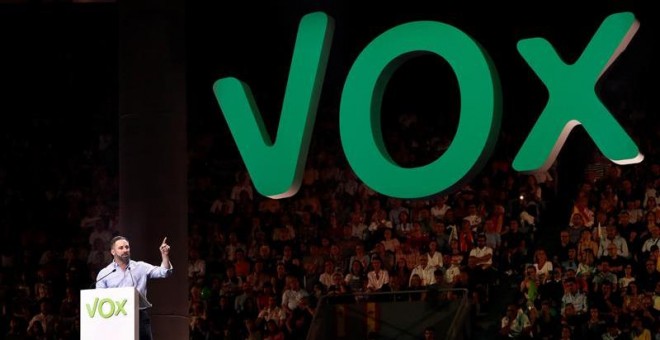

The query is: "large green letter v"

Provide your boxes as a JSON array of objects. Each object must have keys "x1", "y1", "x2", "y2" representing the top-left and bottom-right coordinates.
[
  {"x1": 513, "y1": 12, "x2": 643, "y2": 172},
  {"x1": 213, "y1": 12, "x2": 334, "y2": 198}
]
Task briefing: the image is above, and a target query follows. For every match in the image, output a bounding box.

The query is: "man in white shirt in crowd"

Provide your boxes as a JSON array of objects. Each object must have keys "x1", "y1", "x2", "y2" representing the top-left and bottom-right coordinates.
[
  {"x1": 468, "y1": 234, "x2": 495, "y2": 284},
  {"x1": 281, "y1": 274, "x2": 309, "y2": 316},
  {"x1": 410, "y1": 254, "x2": 436, "y2": 287}
]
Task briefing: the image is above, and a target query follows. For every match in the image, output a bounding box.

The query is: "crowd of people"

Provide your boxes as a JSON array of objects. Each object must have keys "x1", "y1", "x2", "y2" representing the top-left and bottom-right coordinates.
[
  {"x1": 0, "y1": 74, "x2": 657, "y2": 340},
  {"x1": 184, "y1": 98, "x2": 660, "y2": 339},
  {"x1": 188, "y1": 157, "x2": 660, "y2": 340}
]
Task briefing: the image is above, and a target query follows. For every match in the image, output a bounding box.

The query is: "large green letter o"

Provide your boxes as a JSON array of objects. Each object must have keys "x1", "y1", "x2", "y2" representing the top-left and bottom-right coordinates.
[{"x1": 340, "y1": 20, "x2": 502, "y2": 198}]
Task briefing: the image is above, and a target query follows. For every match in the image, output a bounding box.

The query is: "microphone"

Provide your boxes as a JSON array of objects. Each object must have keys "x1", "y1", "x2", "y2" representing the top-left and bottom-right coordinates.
[
  {"x1": 91, "y1": 268, "x2": 116, "y2": 288},
  {"x1": 128, "y1": 266, "x2": 153, "y2": 308},
  {"x1": 128, "y1": 265, "x2": 136, "y2": 287}
]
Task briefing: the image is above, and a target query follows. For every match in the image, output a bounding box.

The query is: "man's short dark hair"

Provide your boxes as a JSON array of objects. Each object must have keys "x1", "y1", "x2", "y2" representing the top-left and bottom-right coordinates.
[{"x1": 110, "y1": 236, "x2": 127, "y2": 249}]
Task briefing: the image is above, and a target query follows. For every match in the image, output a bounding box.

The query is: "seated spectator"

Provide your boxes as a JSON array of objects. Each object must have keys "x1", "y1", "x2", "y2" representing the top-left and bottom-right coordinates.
[
  {"x1": 281, "y1": 275, "x2": 309, "y2": 316},
  {"x1": 618, "y1": 264, "x2": 636, "y2": 290},
  {"x1": 300, "y1": 261, "x2": 320, "y2": 293},
  {"x1": 318, "y1": 260, "x2": 336, "y2": 291},
  {"x1": 561, "y1": 247, "x2": 579, "y2": 273},
  {"x1": 533, "y1": 248, "x2": 553, "y2": 282},
  {"x1": 422, "y1": 326, "x2": 436, "y2": 340},
  {"x1": 483, "y1": 219, "x2": 501, "y2": 253},
  {"x1": 444, "y1": 255, "x2": 462, "y2": 287},
  {"x1": 234, "y1": 282, "x2": 258, "y2": 319},
  {"x1": 246, "y1": 260, "x2": 271, "y2": 292},
  {"x1": 430, "y1": 221, "x2": 451, "y2": 252},
  {"x1": 188, "y1": 247, "x2": 206, "y2": 284},
  {"x1": 567, "y1": 213, "x2": 587, "y2": 245},
  {"x1": 446, "y1": 238, "x2": 465, "y2": 267},
  {"x1": 457, "y1": 219, "x2": 476, "y2": 253},
  {"x1": 27, "y1": 300, "x2": 55, "y2": 338},
  {"x1": 636, "y1": 258, "x2": 660, "y2": 293},
  {"x1": 537, "y1": 268, "x2": 564, "y2": 308},
  {"x1": 598, "y1": 225, "x2": 630, "y2": 260},
  {"x1": 570, "y1": 196, "x2": 595, "y2": 229},
  {"x1": 407, "y1": 222, "x2": 429, "y2": 249},
  {"x1": 406, "y1": 274, "x2": 425, "y2": 301},
  {"x1": 348, "y1": 243, "x2": 371, "y2": 274},
  {"x1": 520, "y1": 265, "x2": 539, "y2": 309},
  {"x1": 468, "y1": 234, "x2": 496, "y2": 289},
  {"x1": 553, "y1": 230, "x2": 573, "y2": 264},
  {"x1": 391, "y1": 257, "x2": 411, "y2": 288},
  {"x1": 601, "y1": 321, "x2": 622, "y2": 340},
  {"x1": 300, "y1": 242, "x2": 318, "y2": 266},
  {"x1": 502, "y1": 219, "x2": 528, "y2": 261},
  {"x1": 622, "y1": 281, "x2": 643, "y2": 314},
  {"x1": 380, "y1": 229, "x2": 401, "y2": 253},
  {"x1": 233, "y1": 248, "x2": 251, "y2": 279},
  {"x1": 370, "y1": 242, "x2": 394, "y2": 272},
  {"x1": 286, "y1": 296, "x2": 315, "y2": 338},
  {"x1": 221, "y1": 265, "x2": 243, "y2": 298},
  {"x1": 641, "y1": 226, "x2": 660, "y2": 258},
  {"x1": 561, "y1": 278, "x2": 588, "y2": 316},
  {"x1": 326, "y1": 244, "x2": 347, "y2": 277},
  {"x1": 630, "y1": 313, "x2": 652, "y2": 339},
  {"x1": 263, "y1": 319, "x2": 285, "y2": 340},
  {"x1": 395, "y1": 241, "x2": 420, "y2": 271},
  {"x1": 533, "y1": 300, "x2": 560, "y2": 339},
  {"x1": 577, "y1": 229, "x2": 599, "y2": 262},
  {"x1": 344, "y1": 260, "x2": 366, "y2": 293},
  {"x1": 592, "y1": 259, "x2": 618, "y2": 292},
  {"x1": 256, "y1": 296, "x2": 286, "y2": 330},
  {"x1": 326, "y1": 271, "x2": 349, "y2": 297},
  {"x1": 499, "y1": 304, "x2": 532, "y2": 339},
  {"x1": 366, "y1": 257, "x2": 390, "y2": 294},
  {"x1": 584, "y1": 307, "x2": 606, "y2": 339},
  {"x1": 278, "y1": 244, "x2": 302, "y2": 277},
  {"x1": 410, "y1": 254, "x2": 436, "y2": 287},
  {"x1": 426, "y1": 239, "x2": 444, "y2": 269},
  {"x1": 589, "y1": 280, "x2": 621, "y2": 315},
  {"x1": 560, "y1": 303, "x2": 584, "y2": 336},
  {"x1": 576, "y1": 248, "x2": 596, "y2": 282}
]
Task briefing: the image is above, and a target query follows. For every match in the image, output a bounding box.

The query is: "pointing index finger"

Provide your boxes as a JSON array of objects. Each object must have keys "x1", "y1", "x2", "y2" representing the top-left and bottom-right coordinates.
[{"x1": 162, "y1": 237, "x2": 168, "y2": 245}]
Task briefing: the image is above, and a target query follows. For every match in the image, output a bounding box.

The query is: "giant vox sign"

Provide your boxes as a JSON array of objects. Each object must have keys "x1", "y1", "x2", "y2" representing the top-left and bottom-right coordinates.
[{"x1": 213, "y1": 11, "x2": 643, "y2": 199}]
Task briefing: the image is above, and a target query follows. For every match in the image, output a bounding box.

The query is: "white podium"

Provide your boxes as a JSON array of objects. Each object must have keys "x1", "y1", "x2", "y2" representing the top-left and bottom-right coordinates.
[{"x1": 80, "y1": 287, "x2": 139, "y2": 340}]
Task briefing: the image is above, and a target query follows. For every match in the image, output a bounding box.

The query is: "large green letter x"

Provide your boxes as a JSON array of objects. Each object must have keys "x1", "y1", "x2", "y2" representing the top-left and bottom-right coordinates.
[{"x1": 513, "y1": 12, "x2": 643, "y2": 172}]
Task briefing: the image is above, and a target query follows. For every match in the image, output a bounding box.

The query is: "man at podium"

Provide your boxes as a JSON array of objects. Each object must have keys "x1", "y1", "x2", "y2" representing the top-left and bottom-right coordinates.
[{"x1": 95, "y1": 236, "x2": 173, "y2": 340}]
